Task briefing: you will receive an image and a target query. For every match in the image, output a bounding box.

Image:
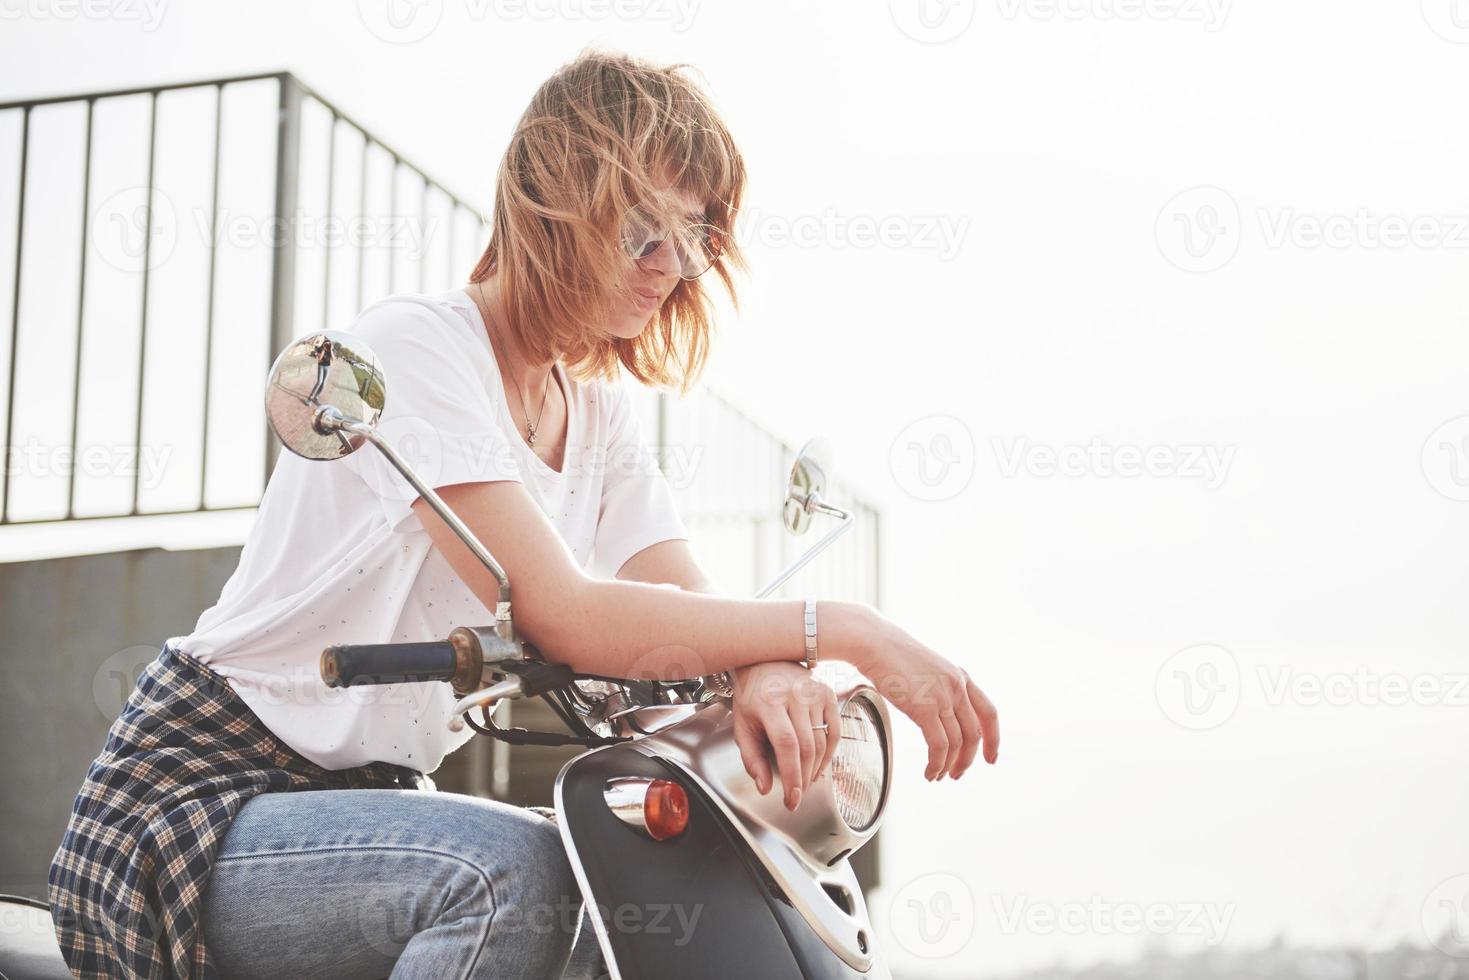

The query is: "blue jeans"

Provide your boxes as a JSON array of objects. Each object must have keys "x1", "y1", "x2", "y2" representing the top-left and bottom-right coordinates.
[{"x1": 199, "y1": 788, "x2": 607, "y2": 979}]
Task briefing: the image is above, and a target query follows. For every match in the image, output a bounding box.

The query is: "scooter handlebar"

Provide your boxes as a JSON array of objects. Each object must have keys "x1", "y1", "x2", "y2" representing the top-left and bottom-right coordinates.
[{"x1": 321, "y1": 640, "x2": 459, "y2": 688}]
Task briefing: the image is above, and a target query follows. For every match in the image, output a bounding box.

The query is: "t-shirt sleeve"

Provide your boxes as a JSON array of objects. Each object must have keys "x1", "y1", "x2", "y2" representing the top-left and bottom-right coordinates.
[
  {"x1": 339, "y1": 299, "x2": 523, "y2": 534},
  {"x1": 590, "y1": 384, "x2": 690, "y2": 577}
]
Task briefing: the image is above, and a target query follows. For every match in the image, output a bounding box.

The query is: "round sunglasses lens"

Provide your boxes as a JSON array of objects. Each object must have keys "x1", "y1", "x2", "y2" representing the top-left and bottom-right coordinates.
[
  {"x1": 620, "y1": 206, "x2": 666, "y2": 260},
  {"x1": 672, "y1": 224, "x2": 722, "y2": 279}
]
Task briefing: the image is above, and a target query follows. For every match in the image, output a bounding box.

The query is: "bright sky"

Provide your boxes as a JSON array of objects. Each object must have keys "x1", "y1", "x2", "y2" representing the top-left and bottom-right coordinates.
[{"x1": 4, "y1": 1, "x2": 1469, "y2": 975}]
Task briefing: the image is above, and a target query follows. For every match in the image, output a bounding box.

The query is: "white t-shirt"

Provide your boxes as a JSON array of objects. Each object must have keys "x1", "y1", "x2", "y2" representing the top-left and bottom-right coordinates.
[{"x1": 169, "y1": 287, "x2": 688, "y2": 773}]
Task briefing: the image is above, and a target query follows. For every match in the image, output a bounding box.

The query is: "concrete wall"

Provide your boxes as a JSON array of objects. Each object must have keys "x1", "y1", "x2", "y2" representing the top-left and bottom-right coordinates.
[{"x1": 0, "y1": 546, "x2": 244, "y2": 898}]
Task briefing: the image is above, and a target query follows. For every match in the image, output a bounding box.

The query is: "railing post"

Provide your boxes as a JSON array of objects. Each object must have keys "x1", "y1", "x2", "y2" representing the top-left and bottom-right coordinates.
[
  {"x1": 2, "y1": 107, "x2": 29, "y2": 525},
  {"x1": 265, "y1": 73, "x2": 302, "y2": 486}
]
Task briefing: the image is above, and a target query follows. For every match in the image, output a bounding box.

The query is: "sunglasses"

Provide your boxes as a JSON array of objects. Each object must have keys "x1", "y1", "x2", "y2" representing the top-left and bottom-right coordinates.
[{"x1": 619, "y1": 202, "x2": 727, "y2": 280}]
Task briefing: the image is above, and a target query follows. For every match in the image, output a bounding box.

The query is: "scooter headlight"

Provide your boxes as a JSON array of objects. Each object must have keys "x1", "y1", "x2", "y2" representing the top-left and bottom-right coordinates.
[{"x1": 830, "y1": 694, "x2": 887, "y2": 831}]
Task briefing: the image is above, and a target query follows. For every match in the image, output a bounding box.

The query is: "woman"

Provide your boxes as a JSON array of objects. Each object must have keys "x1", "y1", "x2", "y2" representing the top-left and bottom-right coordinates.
[{"x1": 48, "y1": 49, "x2": 999, "y2": 979}]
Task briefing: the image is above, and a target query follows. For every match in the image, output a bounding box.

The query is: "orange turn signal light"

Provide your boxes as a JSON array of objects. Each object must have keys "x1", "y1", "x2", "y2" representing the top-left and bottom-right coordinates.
[{"x1": 643, "y1": 779, "x2": 690, "y2": 841}]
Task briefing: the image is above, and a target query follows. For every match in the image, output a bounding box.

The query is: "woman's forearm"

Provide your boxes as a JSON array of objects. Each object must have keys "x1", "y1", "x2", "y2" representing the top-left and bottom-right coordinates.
[
  {"x1": 532, "y1": 579, "x2": 877, "y2": 679},
  {"x1": 414, "y1": 483, "x2": 881, "y2": 679}
]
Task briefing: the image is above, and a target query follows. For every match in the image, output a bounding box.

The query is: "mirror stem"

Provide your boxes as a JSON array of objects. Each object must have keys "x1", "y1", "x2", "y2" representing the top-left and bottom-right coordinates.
[{"x1": 756, "y1": 494, "x2": 854, "y2": 599}]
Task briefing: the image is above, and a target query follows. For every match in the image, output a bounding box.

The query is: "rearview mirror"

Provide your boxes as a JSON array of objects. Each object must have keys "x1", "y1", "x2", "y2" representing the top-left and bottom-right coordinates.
[
  {"x1": 263, "y1": 330, "x2": 386, "y2": 460},
  {"x1": 781, "y1": 437, "x2": 832, "y2": 536}
]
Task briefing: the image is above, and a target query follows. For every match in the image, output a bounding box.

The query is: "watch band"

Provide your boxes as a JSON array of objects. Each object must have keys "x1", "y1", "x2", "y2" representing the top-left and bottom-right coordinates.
[
  {"x1": 702, "y1": 670, "x2": 735, "y2": 698},
  {"x1": 803, "y1": 599, "x2": 818, "y2": 670}
]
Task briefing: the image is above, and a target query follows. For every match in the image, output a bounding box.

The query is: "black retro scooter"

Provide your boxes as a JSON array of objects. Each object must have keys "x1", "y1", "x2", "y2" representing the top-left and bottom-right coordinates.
[{"x1": 0, "y1": 331, "x2": 896, "y2": 980}]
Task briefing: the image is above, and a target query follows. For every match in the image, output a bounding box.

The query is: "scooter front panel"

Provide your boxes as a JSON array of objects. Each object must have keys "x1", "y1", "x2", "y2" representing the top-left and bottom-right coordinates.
[{"x1": 556, "y1": 746, "x2": 879, "y2": 980}]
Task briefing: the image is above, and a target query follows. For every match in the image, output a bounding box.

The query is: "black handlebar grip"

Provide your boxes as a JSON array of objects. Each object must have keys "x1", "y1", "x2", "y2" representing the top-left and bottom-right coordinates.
[{"x1": 321, "y1": 641, "x2": 459, "y2": 688}]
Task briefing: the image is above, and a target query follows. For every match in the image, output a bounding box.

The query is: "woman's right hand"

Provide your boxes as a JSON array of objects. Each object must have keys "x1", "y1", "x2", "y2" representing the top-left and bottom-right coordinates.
[{"x1": 831, "y1": 603, "x2": 1000, "y2": 781}]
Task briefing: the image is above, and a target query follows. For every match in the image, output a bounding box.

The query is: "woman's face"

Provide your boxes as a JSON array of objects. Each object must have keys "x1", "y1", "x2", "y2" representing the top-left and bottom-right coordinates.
[{"x1": 604, "y1": 185, "x2": 708, "y2": 340}]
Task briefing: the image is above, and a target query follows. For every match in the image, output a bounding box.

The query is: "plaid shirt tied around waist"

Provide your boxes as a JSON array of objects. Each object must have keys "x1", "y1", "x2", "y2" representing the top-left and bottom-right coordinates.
[{"x1": 47, "y1": 644, "x2": 431, "y2": 979}]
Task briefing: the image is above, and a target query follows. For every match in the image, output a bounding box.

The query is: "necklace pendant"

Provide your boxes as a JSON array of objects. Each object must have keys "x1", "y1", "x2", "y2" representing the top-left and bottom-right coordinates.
[{"x1": 526, "y1": 427, "x2": 536, "y2": 446}]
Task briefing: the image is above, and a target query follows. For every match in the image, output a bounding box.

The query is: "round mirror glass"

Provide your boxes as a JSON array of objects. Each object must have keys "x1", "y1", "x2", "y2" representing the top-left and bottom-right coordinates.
[
  {"x1": 264, "y1": 330, "x2": 386, "y2": 460},
  {"x1": 782, "y1": 437, "x2": 832, "y2": 535}
]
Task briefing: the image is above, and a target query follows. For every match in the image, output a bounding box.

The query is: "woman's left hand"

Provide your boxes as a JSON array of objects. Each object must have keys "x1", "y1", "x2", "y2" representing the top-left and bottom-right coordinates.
[{"x1": 730, "y1": 661, "x2": 841, "y2": 811}]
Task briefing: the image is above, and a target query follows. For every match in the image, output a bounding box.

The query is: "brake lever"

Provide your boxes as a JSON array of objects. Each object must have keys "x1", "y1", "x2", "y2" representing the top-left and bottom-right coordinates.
[{"x1": 445, "y1": 661, "x2": 576, "y2": 732}]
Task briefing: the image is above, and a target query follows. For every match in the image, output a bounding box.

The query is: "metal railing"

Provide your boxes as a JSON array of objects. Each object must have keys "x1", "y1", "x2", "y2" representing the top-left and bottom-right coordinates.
[
  {"x1": 0, "y1": 72, "x2": 879, "y2": 605},
  {"x1": 0, "y1": 72, "x2": 486, "y2": 524}
]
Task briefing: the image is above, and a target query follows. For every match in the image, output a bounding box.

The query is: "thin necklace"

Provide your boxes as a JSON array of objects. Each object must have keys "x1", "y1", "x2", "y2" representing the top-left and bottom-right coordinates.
[{"x1": 476, "y1": 279, "x2": 552, "y2": 446}]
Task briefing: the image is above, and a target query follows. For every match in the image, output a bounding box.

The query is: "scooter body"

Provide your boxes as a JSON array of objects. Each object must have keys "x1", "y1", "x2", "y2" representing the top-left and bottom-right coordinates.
[{"x1": 556, "y1": 688, "x2": 893, "y2": 980}]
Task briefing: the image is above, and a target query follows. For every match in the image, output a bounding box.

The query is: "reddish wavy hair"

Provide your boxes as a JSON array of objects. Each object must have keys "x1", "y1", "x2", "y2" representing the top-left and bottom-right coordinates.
[{"x1": 468, "y1": 47, "x2": 749, "y2": 392}]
